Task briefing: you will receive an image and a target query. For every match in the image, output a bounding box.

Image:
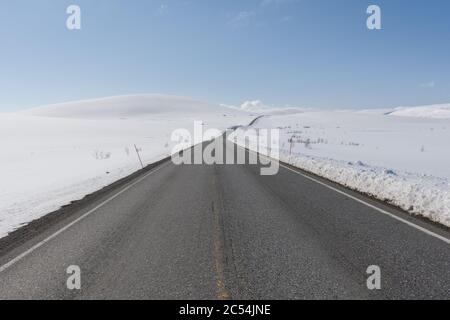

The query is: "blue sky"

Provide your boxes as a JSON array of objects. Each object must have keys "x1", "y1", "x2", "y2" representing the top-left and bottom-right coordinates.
[{"x1": 1, "y1": 0, "x2": 450, "y2": 111}]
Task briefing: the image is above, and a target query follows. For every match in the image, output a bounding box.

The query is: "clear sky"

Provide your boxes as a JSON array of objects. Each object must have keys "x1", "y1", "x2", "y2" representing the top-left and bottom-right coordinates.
[{"x1": 1, "y1": 0, "x2": 450, "y2": 111}]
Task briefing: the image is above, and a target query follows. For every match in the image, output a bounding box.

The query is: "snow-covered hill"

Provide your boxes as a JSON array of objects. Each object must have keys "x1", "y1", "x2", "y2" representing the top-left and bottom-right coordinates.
[
  {"x1": 22, "y1": 94, "x2": 246, "y2": 119},
  {"x1": 388, "y1": 103, "x2": 450, "y2": 119},
  {"x1": 0, "y1": 95, "x2": 253, "y2": 238}
]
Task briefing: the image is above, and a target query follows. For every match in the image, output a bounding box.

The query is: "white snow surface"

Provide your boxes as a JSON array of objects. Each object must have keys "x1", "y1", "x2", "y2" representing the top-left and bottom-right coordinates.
[
  {"x1": 224, "y1": 100, "x2": 306, "y2": 116},
  {"x1": 389, "y1": 103, "x2": 450, "y2": 119},
  {"x1": 230, "y1": 108, "x2": 450, "y2": 227},
  {"x1": 0, "y1": 95, "x2": 253, "y2": 238},
  {"x1": 2, "y1": 98, "x2": 450, "y2": 237},
  {"x1": 22, "y1": 94, "x2": 232, "y2": 119}
]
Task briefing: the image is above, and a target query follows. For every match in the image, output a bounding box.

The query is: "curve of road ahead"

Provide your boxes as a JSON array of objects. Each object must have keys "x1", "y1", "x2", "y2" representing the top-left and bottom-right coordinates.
[{"x1": 0, "y1": 136, "x2": 449, "y2": 300}]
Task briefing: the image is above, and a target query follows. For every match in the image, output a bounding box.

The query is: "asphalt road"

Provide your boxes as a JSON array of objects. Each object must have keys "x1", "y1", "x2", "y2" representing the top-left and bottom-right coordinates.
[{"x1": 0, "y1": 138, "x2": 449, "y2": 299}]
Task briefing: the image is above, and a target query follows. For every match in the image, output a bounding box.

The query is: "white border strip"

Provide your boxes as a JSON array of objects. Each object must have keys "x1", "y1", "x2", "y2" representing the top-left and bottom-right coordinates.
[{"x1": 0, "y1": 163, "x2": 169, "y2": 274}]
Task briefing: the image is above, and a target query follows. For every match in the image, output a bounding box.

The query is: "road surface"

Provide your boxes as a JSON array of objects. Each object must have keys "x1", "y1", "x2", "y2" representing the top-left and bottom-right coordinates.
[{"x1": 0, "y1": 138, "x2": 449, "y2": 299}]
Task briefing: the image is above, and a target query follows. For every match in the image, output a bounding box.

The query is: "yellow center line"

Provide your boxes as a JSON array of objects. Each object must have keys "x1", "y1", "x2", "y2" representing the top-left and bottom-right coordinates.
[{"x1": 212, "y1": 168, "x2": 231, "y2": 300}]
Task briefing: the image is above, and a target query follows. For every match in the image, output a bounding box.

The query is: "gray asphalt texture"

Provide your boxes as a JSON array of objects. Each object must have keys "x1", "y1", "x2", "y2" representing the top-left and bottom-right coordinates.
[{"x1": 0, "y1": 138, "x2": 449, "y2": 300}]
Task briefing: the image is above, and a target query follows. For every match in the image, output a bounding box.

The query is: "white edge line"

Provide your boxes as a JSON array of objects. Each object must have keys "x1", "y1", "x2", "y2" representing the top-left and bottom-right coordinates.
[
  {"x1": 0, "y1": 163, "x2": 169, "y2": 274},
  {"x1": 244, "y1": 147, "x2": 450, "y2": 245}
]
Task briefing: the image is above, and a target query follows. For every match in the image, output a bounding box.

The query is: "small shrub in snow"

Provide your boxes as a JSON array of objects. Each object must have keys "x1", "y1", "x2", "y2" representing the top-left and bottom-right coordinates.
[
  {"x1": 93, "y1": 150, "x2": 112, "y2": 160},
  {"x1": 383, "y1": 169, "x2": 396, "y2": 176}
]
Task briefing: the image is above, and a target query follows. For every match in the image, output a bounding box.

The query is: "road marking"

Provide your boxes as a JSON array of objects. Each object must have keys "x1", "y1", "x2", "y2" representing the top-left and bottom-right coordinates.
[
  {"x1": 244, "y1": 147, "x2": 450, "y2": 245},
  {"x1": 0, "y1": 163, "x2": 169, "y2": 274},
  {"x1": 211, "y1": 169, "x2": 231, "y2": 300}
]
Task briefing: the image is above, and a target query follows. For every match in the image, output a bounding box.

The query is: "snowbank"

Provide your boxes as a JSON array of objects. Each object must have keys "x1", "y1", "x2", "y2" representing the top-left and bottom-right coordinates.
[
  {"x1": 281, "y1": 154, "x2": 450, "y2": 227},
  {"x1": 0, "y1": 95, "x2": 253, "y2": 238},
  {"x1": 230, "y1": 109, "x2": 450, "y2": 227}
]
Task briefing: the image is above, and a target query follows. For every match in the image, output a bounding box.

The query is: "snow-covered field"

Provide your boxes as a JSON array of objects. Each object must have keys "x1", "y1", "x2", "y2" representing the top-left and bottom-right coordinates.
[
  {"x1": 1, "y1": 96, "x2": 449, "y2": 238},
  {"x1": 0, "y1": 95, "x2": 253, "y2": 238},
  {"x1": 230, "y1": 104, "x2": 450, "y2": 227}
]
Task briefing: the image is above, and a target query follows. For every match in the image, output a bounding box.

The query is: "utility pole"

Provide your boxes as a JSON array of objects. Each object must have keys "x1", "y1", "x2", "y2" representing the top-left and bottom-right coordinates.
[{"x1": 134, "y1": 144, "x2": 144, "y2": 169}]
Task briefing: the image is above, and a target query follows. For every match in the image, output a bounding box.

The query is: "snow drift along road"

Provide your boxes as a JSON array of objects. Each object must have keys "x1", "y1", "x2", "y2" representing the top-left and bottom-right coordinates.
[
  {"x1": 0, "y1": 95, "x2": 253, "y2": 238},
  {"x1": 230, "y1": 105, "x2": 450, "y2": 227}
]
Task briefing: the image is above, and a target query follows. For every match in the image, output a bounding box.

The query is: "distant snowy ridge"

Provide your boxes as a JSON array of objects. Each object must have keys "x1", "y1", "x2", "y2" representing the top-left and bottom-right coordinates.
[
  {"x1": 223, "y1": 100, "x2": 306, "y2": 116},
  {"x1": 387, "y1": 103, "x2": 450, "y2": 119},
  {"x1": 22, "y1": 94, "x2": 248, "y2": 119}
]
